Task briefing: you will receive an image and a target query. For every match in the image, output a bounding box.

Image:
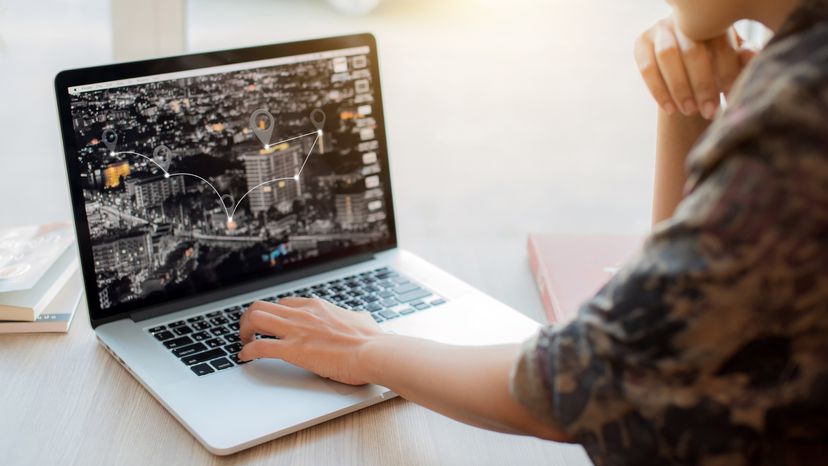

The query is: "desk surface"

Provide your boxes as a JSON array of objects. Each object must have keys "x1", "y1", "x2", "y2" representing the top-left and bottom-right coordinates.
[{"x1": 0, "y1": 237, "x2": 592, "y2": 466}]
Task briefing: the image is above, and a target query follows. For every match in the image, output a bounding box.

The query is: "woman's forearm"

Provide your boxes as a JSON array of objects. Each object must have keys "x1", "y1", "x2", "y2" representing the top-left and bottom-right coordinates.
[
  {"x1": 357, "y1": 334, "x2": 573, "y2": 442},
  {"x1": 652, "y1": 109, "x2": 710, "y2": 224}
]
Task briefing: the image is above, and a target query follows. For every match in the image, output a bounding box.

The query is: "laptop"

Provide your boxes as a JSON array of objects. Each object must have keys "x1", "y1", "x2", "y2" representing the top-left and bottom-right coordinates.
[{"x1": 54, "y1": 33, "x2": 541, "y2": 455}]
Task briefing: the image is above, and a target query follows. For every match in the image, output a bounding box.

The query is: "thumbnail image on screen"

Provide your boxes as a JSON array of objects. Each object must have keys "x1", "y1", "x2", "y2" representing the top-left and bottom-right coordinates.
[{"x1": 68, "y1": 47, "x2": 392, "y2": 311}]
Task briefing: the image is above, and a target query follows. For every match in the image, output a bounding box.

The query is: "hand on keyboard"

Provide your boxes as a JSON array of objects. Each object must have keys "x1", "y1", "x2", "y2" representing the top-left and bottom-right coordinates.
[{"x1": 238, "y1": 297, "x2": 382, "y2": 385}]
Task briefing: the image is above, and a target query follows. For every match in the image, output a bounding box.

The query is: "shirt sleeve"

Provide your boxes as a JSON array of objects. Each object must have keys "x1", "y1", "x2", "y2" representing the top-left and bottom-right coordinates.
[{"x1": 510, "y1": 133, "x2": 828, "y2": 465}]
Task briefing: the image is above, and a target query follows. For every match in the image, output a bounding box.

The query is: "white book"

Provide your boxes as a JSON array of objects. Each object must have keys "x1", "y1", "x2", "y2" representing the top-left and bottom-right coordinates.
[
  {"x1": 0, "y1": 247, "x2": 79, "y2": 321},
  {"x1": 0, "y1": 268, "x2": 83, "y2": 334},
  {"x1": 0, "y1": 223, "x2": 75, "y2": 293}
]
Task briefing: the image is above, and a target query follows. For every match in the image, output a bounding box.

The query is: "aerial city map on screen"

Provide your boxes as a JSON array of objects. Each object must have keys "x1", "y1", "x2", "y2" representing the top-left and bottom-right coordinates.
[{"x1": 68, "y1": 47, "x2": 392, "y2": 310}]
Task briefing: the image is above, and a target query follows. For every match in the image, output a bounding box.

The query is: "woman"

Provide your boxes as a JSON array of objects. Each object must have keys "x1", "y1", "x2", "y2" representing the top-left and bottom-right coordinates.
[{"x1": 238, "y1": 0, "x2": 828, "y2": 464}]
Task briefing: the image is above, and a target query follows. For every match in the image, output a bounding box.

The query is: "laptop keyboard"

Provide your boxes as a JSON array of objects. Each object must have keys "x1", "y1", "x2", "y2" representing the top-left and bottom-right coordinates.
[{"x1": 145, "y1": 267, "x2": 446, "y2": 377}]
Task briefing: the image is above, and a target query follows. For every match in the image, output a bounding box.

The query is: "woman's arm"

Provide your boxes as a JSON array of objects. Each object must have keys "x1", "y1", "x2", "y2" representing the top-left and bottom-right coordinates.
[
  {"x1": 652, "y1": 110, "x2": 709, "y2": 224},
  {"x1": 237, "y1": 298, "x2": 572, "y2": 442},
  {"x1": 359, "y1": 334, "x2": 572, "y2": 441},
  {"x1": 634, "y1": 18, "x2": 755, "y2": 224}
]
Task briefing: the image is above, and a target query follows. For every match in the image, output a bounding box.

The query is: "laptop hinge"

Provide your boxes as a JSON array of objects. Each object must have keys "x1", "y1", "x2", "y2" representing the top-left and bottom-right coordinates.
[{"x1": 129, "y1": 252, "x2": 377, "y2": 323}]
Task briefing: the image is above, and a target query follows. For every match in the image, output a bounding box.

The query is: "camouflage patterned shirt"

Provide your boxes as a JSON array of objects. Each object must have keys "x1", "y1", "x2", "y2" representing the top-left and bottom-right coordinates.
[{"x1": 510, "y1": 1, "x2": 828, "y2": 465}]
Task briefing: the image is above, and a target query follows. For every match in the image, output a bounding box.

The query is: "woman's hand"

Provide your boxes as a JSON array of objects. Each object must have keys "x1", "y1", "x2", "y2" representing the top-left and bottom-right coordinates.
[
  {"x1": 238, "y1": 297, "x2": 382, "y2": 385},
  {"x1": 238, "y1": 297, "x2": 571, "y2": 441},
  {"x1": 634, "y1": 17, "x2": 756, "y2": 119}
]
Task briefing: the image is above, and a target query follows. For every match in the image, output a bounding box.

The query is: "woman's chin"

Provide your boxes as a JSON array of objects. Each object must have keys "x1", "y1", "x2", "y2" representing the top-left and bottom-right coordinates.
[{"x1": 675, "y1": 16, "x2": 731, "y2": 41}]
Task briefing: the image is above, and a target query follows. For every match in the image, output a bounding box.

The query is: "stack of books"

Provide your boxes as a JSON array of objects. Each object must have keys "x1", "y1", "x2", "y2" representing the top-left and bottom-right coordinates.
[{"x1": 0, "y1": 223, "x2": 83, "y2": 334}]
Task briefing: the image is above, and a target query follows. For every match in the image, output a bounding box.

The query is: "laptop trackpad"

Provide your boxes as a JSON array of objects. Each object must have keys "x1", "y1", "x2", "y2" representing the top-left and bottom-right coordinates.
[
  {"x1": 381, "y1": 294, "x2": 541, "y2": 346},
  {"x1": 243, "y1": 358, "x2": 369, "y2": 396}
]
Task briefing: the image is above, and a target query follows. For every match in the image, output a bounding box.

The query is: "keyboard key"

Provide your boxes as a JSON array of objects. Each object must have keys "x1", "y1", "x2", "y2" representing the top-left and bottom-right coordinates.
[
  {"x1": 209, "y1": 316, "x2": 228, "y2": 326},
  {"x1": 173, "y1": 325, "x2": 193, "y2": 336},
  {"x1": 392, "y1": 276, "x2": 410, "y2": 285},
  {"x1": 153, "y1": 330, "x2": 175, "y2": 341},
  {"x1": 210, "y1": 326, "x2": 230, "y2": 336},
  {"x1": 366, "y1": 303, "x2": 382, "y2": 312},
  {"x1": 224, "y1": 343, "x2": 242, "y2": 354},
  {"x1": 396, "y1": 288, "x2": 431, "y2": 303},
  {"x1": 169, "y1": 320, "x2": 186, "y2": 328},
  {"x1": 224, "y1": 334, "x2": 240, "y2": 343},
  {"x1": 191, "y1": 331, "x2": 210, "y2": 341},
  {"x1": 210, "y1": 358, "x2": 234, "y2": 371},
  {"x1": 186, "y1": 316, "x2": 204, "y2": 323},
  {"x1": 430, "y1": 299, "x2": 446, "y2": 306},
  {"x1": 380, "y1": 298, "x2": 398, "y2": 307},
  {"x1": 206, "y1": 311, "x2": 222, "y2": 318},
  {"x1": 181, "y1": 348, "x2": 226, "y2": 366},
  {"x1": 173, "y1": 342, "x2": 207, "y2": 358},
  {"x1": 400, "y1": 308, "x2": 416, "y2": 315},
  {"x1": 227, "y1": 322, "x2": 240, "y2": 331},
  {"x1": 414, "y1": 303, "x2": 430, "y2": 311},
  {"x1": 148, "y1": 325, "x2": 166, "y2": 333},
  {"x1": 190, "y1": 363, "x2": 215, "y2": 376},
  {"x1": 393, "y1": 283, "x2": 420, "y2": 294},
  {"x1": 163, "y1": 336, "x2": 193, "y2": 349},
  {"x1": 229, "y1": 353, "x2": 248, "y2": 365},
  {"x1": 362, "y1": 295, "x2": 379, "y2": 303},
  {"x1": 378, "y1": 290, "x2": 394, "y2": 299},
  {"x1": 379, "y1": 310, "x2": 399, "y2": 319},
  {"x1": 192, "y1": 321, "x2": 210, "y2": 331},
  {"x1": 371, "y1": 314, "x2": 384, "y2": 323},
  {"x1": 205, "y1": 338, "x2": 225, "y2": 348}
]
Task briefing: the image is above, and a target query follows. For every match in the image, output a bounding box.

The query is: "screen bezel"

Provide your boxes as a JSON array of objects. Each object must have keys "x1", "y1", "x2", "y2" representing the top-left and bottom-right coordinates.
[{"x1": 54, "y1": 33, "x2": 397, "y2": 328}]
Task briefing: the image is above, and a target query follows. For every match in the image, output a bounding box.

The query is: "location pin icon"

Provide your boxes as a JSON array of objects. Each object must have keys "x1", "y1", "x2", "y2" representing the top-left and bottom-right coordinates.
[
  {"x1": 102, "y1": 129, "x2": 118, "y2": 154},
  {"x1": 249, "y1": 109, "x2": 275, "y2": 147},
  {"x1": 153, "y1": 145, "x2": 172, "y2": 172},
  {"x1": 221, "y1": 194, "x2": 236, "y2": 220},
  {"x1": 310, "y1": 109, "x2": 326, "y2": 132}
]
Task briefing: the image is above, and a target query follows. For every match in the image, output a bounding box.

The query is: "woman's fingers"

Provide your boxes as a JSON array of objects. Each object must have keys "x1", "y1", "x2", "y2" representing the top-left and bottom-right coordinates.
[
  {"x1": 635, "y1": 17, "x2": 757, "y2": 119},
  {"x1": 239, "y1": 308, "x2": 291, "y2": 343},
  {"x1": 239, "y1": 338, "x2": 286, "y2": 362},
  {"x1": 653, "y1": 23, "x2": 697, "y2": 115},
  {"x1": 634, "y1": 31, "x2": 677, "y2": 115},
  {"x1": 278, "y1": 297, "x2": 323, "y2": 312},
  {"x1": 707, "y1": 30, "x2": 742, "y2": 95},
  {"x1": 675, "y1": 28, "x2": 719, "y2": 119},
  {"x1": 248, "y1": 300, "x2": 311, "y2": 319}
]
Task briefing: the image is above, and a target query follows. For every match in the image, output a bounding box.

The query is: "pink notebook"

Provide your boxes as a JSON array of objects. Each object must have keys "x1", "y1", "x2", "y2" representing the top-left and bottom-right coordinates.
[{"x1": 527, "y1": 234, "x2": 645, "y2": 324}]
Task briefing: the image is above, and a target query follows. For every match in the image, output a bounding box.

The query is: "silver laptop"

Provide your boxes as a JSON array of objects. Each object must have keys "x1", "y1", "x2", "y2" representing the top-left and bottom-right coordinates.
[{"x1": 54, "y1": 33, "x2": 540, "y2": 455}]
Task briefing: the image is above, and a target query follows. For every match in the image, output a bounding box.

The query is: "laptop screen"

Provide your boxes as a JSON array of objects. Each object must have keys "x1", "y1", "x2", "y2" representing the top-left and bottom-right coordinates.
[{"x1": 56, "y1": 36, "x2": 395, "y2": 324}]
